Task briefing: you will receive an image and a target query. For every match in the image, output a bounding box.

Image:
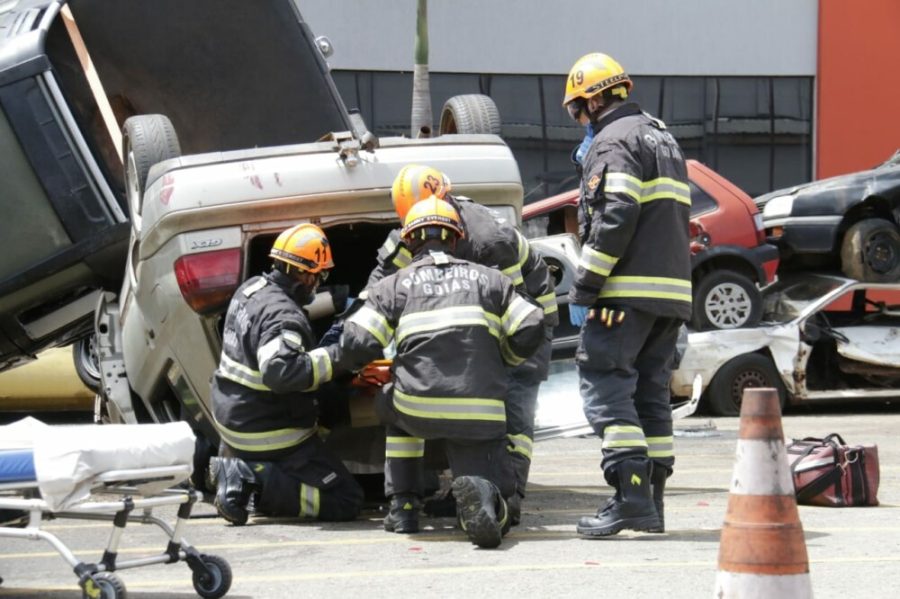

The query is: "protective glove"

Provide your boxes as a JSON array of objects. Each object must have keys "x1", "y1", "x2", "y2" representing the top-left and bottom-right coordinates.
[
  {"x1": 594, "y1": 307, "x2": 626, "y2": 328},
  {"x1": 318, "y1": 320, "x2": 344, "y2": 347},
  {"x1": 574, "y1": 123, "x2": 595, "y2": 165},
  {"x1": 569, "y1": 304, "x2": 589, "y2": 327}
]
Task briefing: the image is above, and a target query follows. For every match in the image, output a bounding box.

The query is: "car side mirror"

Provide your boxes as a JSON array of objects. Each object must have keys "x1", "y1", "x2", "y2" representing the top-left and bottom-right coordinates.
[{"x1": 800, "y1": 320, "x2": 823, "y2": 343}]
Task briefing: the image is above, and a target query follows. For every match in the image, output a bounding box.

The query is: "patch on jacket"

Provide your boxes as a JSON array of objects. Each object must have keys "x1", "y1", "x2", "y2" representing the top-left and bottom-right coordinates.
[{"x1": 587, "y1": 175, "x2": 601, "y2": 191}]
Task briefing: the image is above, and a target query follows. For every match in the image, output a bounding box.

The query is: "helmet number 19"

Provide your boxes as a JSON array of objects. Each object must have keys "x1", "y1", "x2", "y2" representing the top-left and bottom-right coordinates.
[{"x1": 569, "y1": 70, "x2": 584, "y2": 88}]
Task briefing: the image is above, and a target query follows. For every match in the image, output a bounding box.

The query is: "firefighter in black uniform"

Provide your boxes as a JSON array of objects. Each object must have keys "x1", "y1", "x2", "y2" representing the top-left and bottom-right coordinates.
[
  {"x1": 336, "y1": 197, "x2": 545, "y2": 548},
  {"x1": 562, "y1": 53, "x2": 692, "y2": 537},
  {"x1": 365, "y1": 164, "x2": 558, "y2": 523},
  {"x1": 208, "y1": 223, "x2": 363, "y2": 525}
]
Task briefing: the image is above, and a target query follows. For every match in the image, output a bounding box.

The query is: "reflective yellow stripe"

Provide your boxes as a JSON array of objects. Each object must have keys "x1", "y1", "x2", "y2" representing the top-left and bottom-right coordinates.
[
  {"x1": 598, "y1": 276, "x2": 692, "y2": 303},
  {"x1": 385, "y1": 436, "x2": 425, "y2": 458},
  {"x1": 304, "y1": 347, "x2": 333, "y2": 391},
  {"x1": 647, "y1": 435, "x2": 674, "y2": 458},
  {"x1": 501, "y1": 232, "x2": 530, "y2": 287},
  {"x1": 393, "y1": 388, "x2": 506, "y2": 422},
  {"x1": 347, "y1": 305, "x2": 394, "y2": 347},
  {"x1": 299, "y1": 483, "x2": 320, "y2": 518},
  {"x1": 218, "y1": 354, "x2": 270, "y2": 391},
  {"x1": 242, "y1": 278, "x2": 267, "y2": 297},
  {"x1": 392, "y1": 246, "x2": 413, "y2": 269},
  {"x1": 602, "y1": 424, "x2": 648, "y2": 450},
  {"x1": 214, "y1": 417, "x2": 317, "y2": 453},
  {"x1": 507, "y1": 433, "x2": 534, "y2": 459},
  {"x1": 537, "y1": 292, "x2": 558, "y2": 315},
  {"x1": 579, "y1": 246, "x2": 618, "y2": 277},
  {"x1": 604, "y1": 172, "x2": 690, "y2": 205},
  {"x1": 502, "y1": 295, "x2": 539, "y2": 337},
  {"x1": 396, "y1": 306, "x2": 501, "y2": 343}
]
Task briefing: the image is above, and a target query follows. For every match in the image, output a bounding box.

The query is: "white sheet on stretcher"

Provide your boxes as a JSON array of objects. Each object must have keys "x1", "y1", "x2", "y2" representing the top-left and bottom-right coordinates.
[{"x1": 1, "y1": 417, "x2": 195, "y2": 510}]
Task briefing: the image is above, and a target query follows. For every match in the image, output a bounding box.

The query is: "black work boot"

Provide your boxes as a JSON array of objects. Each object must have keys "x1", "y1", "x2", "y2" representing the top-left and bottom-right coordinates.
[
  {"x1": 208, "y1": 457, "x2": 259, "y2": 526},
  {"x1": 648, "y1": 464, "x2": 670, "y2": 534},
  {"x1": 452, "y1": 476, "x2": 509, "y2": 549},
  {"x1": 383, "y1": 493, "x2": 421, "y2": 533},
  {"x1": 507, "y1": 492, "x2": 523, "y2": 527},
  {"x1": 576, "y1": 458, "x2": 661, "y2": 537}
]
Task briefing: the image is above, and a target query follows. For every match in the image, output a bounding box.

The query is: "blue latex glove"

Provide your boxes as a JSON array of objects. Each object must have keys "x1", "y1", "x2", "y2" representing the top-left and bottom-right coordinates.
[
  {"x1": 574, "y1": 124, "x2": 594, "y2": 165},
  {"x1": 569, "y1": 304, "x2": 590, "y2": 327}
]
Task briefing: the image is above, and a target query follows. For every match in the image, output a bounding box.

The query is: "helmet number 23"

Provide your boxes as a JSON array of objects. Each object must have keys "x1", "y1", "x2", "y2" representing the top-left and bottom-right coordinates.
[
  {"x1": 423, "y1": 174, "x2": 441, "y2": 194},
  {"x1": 569, "y1": 70, "x2": 584, "y2": 87}
]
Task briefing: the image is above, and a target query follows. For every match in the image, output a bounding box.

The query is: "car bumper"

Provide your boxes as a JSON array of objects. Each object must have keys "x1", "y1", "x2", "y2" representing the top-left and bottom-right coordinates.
[{"x1": 765, "y1": 216, "x2": 842, "y2": 256}]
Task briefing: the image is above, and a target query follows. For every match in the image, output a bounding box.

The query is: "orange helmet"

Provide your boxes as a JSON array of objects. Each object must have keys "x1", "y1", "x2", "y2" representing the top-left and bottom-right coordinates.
[
  {"x1": 391, "y1": 164, "x2": 452, "y2": 221},
  {"x1": 269, "y1": 223, "x2": 334, "y2": 273},
  {"x1": 562, "y1": 52, "x2": 632, "y2": 107},
  {"x1": 400, "y1": 197, "x2": 464, "y2": 241}
]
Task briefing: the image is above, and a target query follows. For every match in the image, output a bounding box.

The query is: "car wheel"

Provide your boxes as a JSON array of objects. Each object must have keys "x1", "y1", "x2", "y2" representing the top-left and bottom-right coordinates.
[
  {"x1": 691, "y1": 270, "x2": 762, "y2": 331},
  {"x1": 438, "y1": 94, "x2": 501, "y2": 135},
  {"x1": 123, "y1": 114, "x2": 181, "y2": 222},
  {"x1": 707, "y1": 353, "x2": 786, "y2": 417},
  {"x1": 72, "y1": 335, "x2": 102, "y2": 394},
  {"x1": 840, "y1": 217, "x2": 900, "y2": 282}
]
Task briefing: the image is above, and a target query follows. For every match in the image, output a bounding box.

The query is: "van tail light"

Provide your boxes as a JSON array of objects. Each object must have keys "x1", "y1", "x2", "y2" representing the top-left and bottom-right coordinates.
[
  {"x1": 752, "y1": 212, "x2": 766, "y2": 244},
  {"x1": 174, "y1": 248, "x2": 242, "y2": 315}
]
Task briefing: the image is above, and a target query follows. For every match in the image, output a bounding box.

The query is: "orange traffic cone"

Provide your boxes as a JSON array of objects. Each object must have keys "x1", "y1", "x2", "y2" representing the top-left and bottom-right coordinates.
[{"x1": 714, "y1": 388, "x2": 813, "y2": 598}]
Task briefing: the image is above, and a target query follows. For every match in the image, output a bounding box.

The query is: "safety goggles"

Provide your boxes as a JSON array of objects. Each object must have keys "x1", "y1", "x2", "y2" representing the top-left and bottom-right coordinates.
[{"x1": 566, "y1": 98, "x2": 588, "y2": 122}]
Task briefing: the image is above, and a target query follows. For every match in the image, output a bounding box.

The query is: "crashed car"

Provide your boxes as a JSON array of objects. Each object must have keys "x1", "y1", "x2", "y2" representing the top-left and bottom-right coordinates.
[
  {"x1": 757, "y1": 150, "x2": 900, "y2": 282},
  {"x1": 523, "y1": 159, "x2": 779, "y2": 333},
  {"x1": 671, "y1": 273, "x2": 900, "y2": 416}
]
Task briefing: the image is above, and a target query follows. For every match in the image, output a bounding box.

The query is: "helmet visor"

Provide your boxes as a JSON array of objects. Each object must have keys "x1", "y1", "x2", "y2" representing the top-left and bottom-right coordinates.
[{"x1": 566, "y1": 98, "x2": 587, "y2": 122}]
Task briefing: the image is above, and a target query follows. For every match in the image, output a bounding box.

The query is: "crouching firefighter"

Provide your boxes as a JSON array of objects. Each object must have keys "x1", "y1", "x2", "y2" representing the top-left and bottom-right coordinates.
[
  {"x1": 367, "y1": 164, "x2": 559, "y2": 524},
  {"x1": 208, "y1": 223, "x2": 364, "y2": 525},
  {"x1": 334, "y1": 198, "x2": 545, "y2": 548}
]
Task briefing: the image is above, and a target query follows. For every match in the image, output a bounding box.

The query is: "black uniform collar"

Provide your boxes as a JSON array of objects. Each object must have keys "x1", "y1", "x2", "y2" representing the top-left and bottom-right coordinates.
[
  {"x1": 590, "y1": 102, "x2": 642, "y2": 136},
  {"x1": 265, "y1": 269, "x2": 294, "y2": 291}
]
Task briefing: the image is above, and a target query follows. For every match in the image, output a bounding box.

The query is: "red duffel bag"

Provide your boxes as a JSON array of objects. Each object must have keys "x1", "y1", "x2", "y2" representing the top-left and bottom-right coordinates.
[{"x1": 786, "y1": 433, "x2": 880, "y2": 507}]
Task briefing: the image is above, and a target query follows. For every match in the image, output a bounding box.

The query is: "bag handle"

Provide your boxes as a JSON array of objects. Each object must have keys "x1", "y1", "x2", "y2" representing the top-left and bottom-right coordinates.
[
  {"x1": 795, "y1": 464, "x2": 844, "y2": 504},
  {"x1": 824, "y1": 433, "x2": 847, "y2": 446}
]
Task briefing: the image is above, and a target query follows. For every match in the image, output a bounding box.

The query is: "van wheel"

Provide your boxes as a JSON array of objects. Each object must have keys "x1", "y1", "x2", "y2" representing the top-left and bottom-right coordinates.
[
  {"x1": 73, "y1": 335, "x2": 101, "y2": 393},
  {"x1": 691, "y1": 270, "x2": 762, "y2": 331},
  {"x1": 840, "y1": 218, "x2": 900, "y2": 282},
  {"x1": 439, "y1": 94, "x2": 501, "y2": 135},
  {"x1": 707, "y1": 353, "x2": 786, "y2": 416},
  {"x1": 123, "y1": 114, "x2": 181, "y2": 222}
]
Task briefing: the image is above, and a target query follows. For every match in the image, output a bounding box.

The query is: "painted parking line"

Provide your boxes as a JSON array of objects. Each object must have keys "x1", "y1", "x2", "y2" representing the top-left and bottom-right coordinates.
[{"x1": 10, "y1": 553, "x2": 900, "y2": 594}]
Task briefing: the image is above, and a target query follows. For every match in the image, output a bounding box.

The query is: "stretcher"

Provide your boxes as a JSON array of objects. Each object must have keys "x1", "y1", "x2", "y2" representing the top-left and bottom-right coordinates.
[{"x1": 0, "y1": 417, "x2": 231, "y2": 599}]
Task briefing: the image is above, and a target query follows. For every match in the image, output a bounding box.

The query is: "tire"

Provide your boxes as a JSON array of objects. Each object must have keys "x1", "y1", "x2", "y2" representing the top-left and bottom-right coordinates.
[
  {"x1": 707, "y1": 353, "x2": 786, "y2": 417},
  {"x1": 82, "y1": 572, "x2": 127, "y2": 599},
  {"x1": 691, "y1": 270, "x2": 762, "y2": 331},
  {"x1": 122, "y1": 114, "x2": 181, "y2": 221},
  {"x1": 840, "y1": 217, "x2": 900, "y2": 282},
  {"x1": 438, "y1": 94, "x2": 501, "y2": 135},
  {"x1": 192, "y1": 554, "x2": 233, "y2": 599},
  {"x1": 73, "y1": 335, "x2": 101, "y2": 394}
]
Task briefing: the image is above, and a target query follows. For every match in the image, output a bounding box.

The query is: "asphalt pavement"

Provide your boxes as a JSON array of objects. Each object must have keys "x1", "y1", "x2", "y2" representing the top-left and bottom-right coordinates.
[{"x1": 2, "y1": 406, "x2": 899, "y2": 598}]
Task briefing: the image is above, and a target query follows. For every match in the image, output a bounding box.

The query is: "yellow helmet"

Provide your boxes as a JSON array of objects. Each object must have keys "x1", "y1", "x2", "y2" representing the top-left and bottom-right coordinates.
[
  {"x1": 269, "y1": 223, "x2": 334, "y2": 273},
  {"x1": 400, "y1": 196, "x2": 464, "y2": 241},
  {"x1": 391, "y1": 164, "x2": 452, "y2": 221},
  {"x1": 562, "y1": 52, "x2": 632, "y2": 107}
]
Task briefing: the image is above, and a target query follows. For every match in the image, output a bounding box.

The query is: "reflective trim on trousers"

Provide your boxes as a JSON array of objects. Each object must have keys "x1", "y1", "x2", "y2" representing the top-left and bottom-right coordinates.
[
  {"x1": 385, "y1": 436, "x2": 425, "y2": 458},
  {"x1": 602, "y1": 424, "x2": 649, "y2": 450},
  {"x1": 647, "y1": 435, "x2": 674, "y2": 459},
  {"x1": 214, "y1": 417, "x2": 317, "y2": 453},
  {"x1": 299, "y1": 483, "x2": 321, "y2": 518},
  {"x1": 507, "y1": 433, "x2": 534, "y2": 460}
]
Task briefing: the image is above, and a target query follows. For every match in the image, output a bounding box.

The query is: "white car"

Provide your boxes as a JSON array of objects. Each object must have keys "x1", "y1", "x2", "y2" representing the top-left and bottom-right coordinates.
[{"x1": 671, "y1": 274, "x2": 900, "y2": 416}]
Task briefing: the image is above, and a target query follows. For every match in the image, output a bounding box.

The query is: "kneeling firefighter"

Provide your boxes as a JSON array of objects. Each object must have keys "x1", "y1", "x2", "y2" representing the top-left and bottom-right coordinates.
[
  {"x1": 208, "y1": 223, "x2": 363, "y2": 525},
  {"x1": 334, "y1": 198, "x2": 545, "y2": 547},
  {"x1": 365, "y1": 165, "x2": 558, "y2": 523}
]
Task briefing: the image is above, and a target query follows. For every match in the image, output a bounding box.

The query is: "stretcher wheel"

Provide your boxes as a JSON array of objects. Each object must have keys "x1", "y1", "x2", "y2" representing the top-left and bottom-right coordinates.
[
  {"x1": 192, "y1": 554, "x2": 232, "y2": 598},
  {"x1": 82, "y1": 572, "x2": 127, "y2": 599}
]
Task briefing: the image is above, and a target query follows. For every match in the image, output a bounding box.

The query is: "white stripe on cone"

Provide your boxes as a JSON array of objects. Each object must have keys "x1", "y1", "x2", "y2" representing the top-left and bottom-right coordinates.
[
  {"x1": 715, "y1": 572, "x2": 813, "y2": 598},
  {"x1": 730, "y1": 439, "x2": 795, "y2": 496}
]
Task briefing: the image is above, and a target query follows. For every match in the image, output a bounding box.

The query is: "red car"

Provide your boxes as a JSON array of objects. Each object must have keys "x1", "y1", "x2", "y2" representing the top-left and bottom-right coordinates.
[{"x1": 523, "y1": 159, "x2": 779, "y2": 331}]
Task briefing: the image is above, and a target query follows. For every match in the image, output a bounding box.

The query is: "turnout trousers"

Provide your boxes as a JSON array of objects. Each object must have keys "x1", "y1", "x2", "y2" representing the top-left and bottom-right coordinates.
[
  {"x1": 222, "y1": 435, "x2": 363, "y2": 521},
  {"x1": 575, "y1": 306, "x2": 680, "y2": 480}
]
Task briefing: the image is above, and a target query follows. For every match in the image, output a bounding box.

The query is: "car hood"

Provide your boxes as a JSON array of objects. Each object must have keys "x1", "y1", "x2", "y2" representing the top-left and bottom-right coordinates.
[
  {"x1": 754, "y1": 150, "x2": 900, "y2": 210},
  {"x1": 68, "y1": 0, "x2": 353, "y2": 155}
]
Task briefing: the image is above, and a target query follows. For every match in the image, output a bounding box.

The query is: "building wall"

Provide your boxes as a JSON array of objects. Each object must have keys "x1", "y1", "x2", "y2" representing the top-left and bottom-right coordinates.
[
  {"x1": 817, "y1": 0, "x2": 900, "y2": 178},
  {"x1": 301, "y1": 0, "x2": 817, "y2": 76}
]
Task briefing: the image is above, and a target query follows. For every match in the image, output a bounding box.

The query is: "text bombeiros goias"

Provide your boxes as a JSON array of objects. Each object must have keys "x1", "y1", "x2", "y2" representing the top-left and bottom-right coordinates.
[{"x1": 400, "y1": 265, "x2": 489, "y2": 296}]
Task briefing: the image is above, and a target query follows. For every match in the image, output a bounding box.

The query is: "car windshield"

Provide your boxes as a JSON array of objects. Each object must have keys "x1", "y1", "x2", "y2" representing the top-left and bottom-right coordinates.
[{"x1": 761, "y1": 276, "x2": 847, "y2": 322}]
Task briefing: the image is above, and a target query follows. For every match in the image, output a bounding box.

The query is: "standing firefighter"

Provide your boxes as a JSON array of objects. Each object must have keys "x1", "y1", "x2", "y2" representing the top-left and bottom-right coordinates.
[
  {"x1": 366, "y1": 164, "x2": 558, "y2": 523},
  {"x1": 337, "y1": 198, "x2": 544, "y2": 548},
  {"x1": 208, "y1": 223, "x2": 363, "y2": 525},
  {"x1": 562, "y1": 53, "x2": 692, "y2": 536}
]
